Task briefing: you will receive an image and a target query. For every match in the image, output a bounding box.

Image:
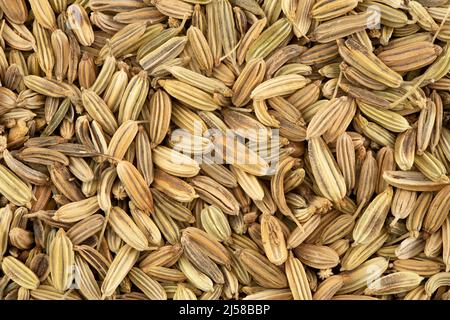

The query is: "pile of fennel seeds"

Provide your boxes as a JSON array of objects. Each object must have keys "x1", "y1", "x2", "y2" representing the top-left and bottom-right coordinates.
[{"x1": 0, "y1": 0, "x2": 449, "y2": 300}]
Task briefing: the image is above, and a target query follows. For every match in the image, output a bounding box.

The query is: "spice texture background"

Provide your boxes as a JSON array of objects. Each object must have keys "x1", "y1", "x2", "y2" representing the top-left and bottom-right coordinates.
[{"x1": 0, "y1": 0, "x2": 449, "y2": 301}]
